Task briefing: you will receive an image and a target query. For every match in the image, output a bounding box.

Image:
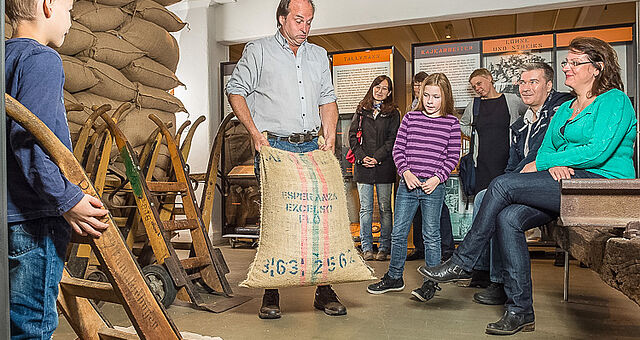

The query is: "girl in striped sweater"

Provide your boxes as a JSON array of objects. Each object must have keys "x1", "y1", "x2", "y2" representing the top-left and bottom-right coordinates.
[{"x1": 367, "y1": 73, "x2": 461, "y2": 300}]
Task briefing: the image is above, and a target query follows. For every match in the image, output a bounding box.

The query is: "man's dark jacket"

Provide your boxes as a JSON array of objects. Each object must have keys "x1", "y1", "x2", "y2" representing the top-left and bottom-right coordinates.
[{"x1": 505, "y1": 90, "x2": 574, "y2": 173}]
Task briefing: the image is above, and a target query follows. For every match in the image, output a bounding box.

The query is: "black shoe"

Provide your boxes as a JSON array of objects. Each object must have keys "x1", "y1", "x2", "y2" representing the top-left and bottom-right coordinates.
[
  {"x1": 313, "y1": 285, "x2": 347, "y2": 316},
  {"x1": 411, "y1": 280, "x2": 441, "y2": 302},
  {"x1": 417, "y1": 258, "x2": 472, "y2": 283},
  {"x1": 406, "y1": 249, "x2": 424, "y2": 261},
  {"x1": 486, "y1": 310, "x2": 535, "y2": 335},
  {"x1": 441, "y1": 251, "x2": 453, "y2": 263},
  {"x1": 473, "y1": 282, "x2": 507, "y2": 305},
  {"x1": 258, "y1": 289, "x2": 281, "y2": 319},
  {"x1": 367, "y1": 273, "x2": 404, "y2": 294},
  {"x1": 468, "y1": 270, "x2": 491, "y2": 288}
]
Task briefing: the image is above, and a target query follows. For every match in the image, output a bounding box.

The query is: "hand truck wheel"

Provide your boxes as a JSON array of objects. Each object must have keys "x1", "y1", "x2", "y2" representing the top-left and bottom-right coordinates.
[{"x1": 142, "y1": 264, "x2": 177, "y2": 308}]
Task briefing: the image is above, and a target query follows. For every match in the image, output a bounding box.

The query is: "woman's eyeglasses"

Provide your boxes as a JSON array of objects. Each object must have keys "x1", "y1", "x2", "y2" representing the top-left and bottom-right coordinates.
[{"x1": 560, "y1": 59, "x2": 593, "y2": 68}]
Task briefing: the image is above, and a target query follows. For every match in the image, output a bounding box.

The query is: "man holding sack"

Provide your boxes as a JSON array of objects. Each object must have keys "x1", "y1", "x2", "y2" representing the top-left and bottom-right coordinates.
[{"x1": 226, "y1": 0, "x2": 344, "y2": 319}]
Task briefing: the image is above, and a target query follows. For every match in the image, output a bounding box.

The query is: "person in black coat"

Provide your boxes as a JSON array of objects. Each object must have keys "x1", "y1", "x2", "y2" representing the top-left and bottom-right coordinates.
[{"x1": 349, "y1": 75, "x2": 401, "y2": 261}]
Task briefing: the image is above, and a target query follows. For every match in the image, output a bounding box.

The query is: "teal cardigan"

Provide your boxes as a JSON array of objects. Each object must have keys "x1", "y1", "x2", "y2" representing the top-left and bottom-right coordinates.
[{"x1": 536, "y1": 89, "x2": 637, "y2": 179}]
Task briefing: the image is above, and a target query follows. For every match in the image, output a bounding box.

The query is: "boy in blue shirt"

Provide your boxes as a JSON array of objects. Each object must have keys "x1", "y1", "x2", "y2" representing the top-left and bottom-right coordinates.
[{"x1": 6, "y1": 0, "x2": 109, "y2": 338}]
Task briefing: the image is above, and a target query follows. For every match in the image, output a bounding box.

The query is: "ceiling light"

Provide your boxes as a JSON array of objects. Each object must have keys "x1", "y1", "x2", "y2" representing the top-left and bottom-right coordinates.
[{"x1": 444, "y1": 24, "x2": 453, "y2": 39}]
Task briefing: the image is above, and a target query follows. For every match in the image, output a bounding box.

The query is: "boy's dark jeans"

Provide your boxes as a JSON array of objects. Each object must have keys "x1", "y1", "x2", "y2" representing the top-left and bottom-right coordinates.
[{"x1": 9, "y1": 216, "x2": 70, "y2": 339}]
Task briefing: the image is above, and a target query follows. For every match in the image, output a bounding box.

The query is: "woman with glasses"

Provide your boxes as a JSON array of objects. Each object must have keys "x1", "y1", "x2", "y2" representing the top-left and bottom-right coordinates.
[
  {"x1": 418, "y1": 37, "x2": 637, "y2": 335},
  {"x1": 349, "y1": 75, "x2": 400, "y2": 261}
]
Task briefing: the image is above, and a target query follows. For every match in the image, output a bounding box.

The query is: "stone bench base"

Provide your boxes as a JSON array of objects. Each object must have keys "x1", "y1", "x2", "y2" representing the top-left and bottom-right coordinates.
[{"x1": 547, "y1": 223, "x2": 640, "y2": 306}]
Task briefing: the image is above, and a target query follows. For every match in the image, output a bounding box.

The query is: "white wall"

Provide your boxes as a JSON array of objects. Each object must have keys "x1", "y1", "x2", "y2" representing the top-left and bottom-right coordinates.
[
  {"x1": 169, "y1": 0, "x2": 228, "y2": 242},
  {"x1": 215, "y1": 0, "x2": 635, "y2": 44}
]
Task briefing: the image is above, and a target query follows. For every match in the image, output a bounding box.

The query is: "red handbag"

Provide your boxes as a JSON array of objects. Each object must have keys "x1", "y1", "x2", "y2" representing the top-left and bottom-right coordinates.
[{"x1": 346, "y1": 115, "x2": 363, "y2": 164}]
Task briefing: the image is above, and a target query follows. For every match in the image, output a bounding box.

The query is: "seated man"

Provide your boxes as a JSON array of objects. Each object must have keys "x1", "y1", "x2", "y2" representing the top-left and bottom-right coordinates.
[{"x1": 471, "y1": 62, "x2": 572, "y2": 305}]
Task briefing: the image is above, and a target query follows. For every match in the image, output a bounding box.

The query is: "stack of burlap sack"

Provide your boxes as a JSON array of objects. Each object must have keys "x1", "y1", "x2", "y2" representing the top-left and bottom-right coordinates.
[{"x1": 6, "y1": 0, "x2": 188, "y2": 184}]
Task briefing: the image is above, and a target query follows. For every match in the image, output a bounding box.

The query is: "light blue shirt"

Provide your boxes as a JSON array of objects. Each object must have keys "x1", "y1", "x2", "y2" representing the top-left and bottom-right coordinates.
[{"x1": 225, "y1": 30, "x2": 337, "y2": 137}]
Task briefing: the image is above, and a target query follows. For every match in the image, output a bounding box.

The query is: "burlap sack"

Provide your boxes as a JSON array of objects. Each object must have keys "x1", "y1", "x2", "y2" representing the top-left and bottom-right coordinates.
[
  {"x1": 117, "y1": 107, "x2": 174, "y2": 147},
  {"x1": 95, "y1": 0, "x2": 135, "y2": 5},
  {"x1": 124, "y1": 0, "x2": 187, "y2": 32},
  {"x1": 73, "y1": 91, "x2": 132, "y2": 120},
  {"x1": 62, "y1": 55, "x2": 99, "y2": 93},
  {"x1": 72, "y1": 1, "x2": 128, "y2": 32},
  {"x1": 77, "y1": 32, "x2": 146, "y2": 69},
  {"x1": 56, "y1": 21, "x2": 96, "y2": 56},
  {"x1": 64, "y1": 91, "x2": 88, "y2": 133},
  {"x1": 136, "y1": 83, "x2": 186, "y2": 113},
  {"x1": 64, "y1": 90, "x2": 79, "y2": 106},
  {"x1": 121, "y1": 57, "x2": 183, "y2": 91},
  {"x1": 118, "y1": 17, "x2": 179, "y2": 72},
  {"x1": 241, "y1": 147, "x2": 375, "y2": 288},
  {"x1": 64, "y1": 90, "x2": 86, "y2": 139},
  {"x1": 110, "y1": 108, "x2": 175, "y2": 181},
  {"x1": 154, "y1": 0, "x2": 182, "y2": 6},
  {"x1": 83, "y1": 58, "x2": 137, "y2": 102}
]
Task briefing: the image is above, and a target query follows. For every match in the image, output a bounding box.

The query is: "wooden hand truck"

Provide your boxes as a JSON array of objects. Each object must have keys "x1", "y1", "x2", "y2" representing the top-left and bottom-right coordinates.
[
  {"x1": 67, "y1": 103, "x2": 132, "y2": 280},
  {"x1": 5, "y1": 94, "x2": 182, "y2": 339},
  {"x1": 100, "y1": 112, "x2": 250, "y2": 313}
]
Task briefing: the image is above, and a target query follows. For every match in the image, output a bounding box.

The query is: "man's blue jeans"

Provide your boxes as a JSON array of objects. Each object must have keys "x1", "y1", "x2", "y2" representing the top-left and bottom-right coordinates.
[
  {"x1": 388, "y1": 179, "x2": 444, "y2": 279},
  {"x1": 356, "y1": 183, "x2": 393, "y2": 253},
  {"x1": 451, "y1": 170, "x2": 603, "y2": 314},
  {"x1": 9, "y1": 216, "x2": 71, "y2": 339},
  {"x1": 254, "y1": 137, "x2": 319, "y2": 181},
  {"x1": 471, "y1": 189, "x2": 503, "y2": 283}
]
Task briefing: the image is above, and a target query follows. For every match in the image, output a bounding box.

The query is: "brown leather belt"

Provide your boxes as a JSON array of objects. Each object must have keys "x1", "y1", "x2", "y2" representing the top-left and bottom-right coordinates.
[{"x1": 266, "y1": 132, "x2": 317, "y2": 144}]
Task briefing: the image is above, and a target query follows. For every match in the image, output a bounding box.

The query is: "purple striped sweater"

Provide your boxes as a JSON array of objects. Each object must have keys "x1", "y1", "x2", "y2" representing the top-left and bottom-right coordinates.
[{"x1": 393, "y1": 111, "x2": 461, "y2": 183}]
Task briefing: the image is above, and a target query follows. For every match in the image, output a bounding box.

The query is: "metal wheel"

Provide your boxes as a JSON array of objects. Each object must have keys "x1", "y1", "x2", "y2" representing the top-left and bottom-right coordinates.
[{"x1": 142, "y1": 264, "x2": 177, "y2": 308}]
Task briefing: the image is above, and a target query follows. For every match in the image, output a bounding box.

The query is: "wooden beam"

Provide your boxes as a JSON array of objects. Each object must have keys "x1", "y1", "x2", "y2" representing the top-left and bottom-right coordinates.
[
  {"x1": 429, "y1": 22, "x2": 440, "y2": 41},
  {"x1": 310, "y1": 35, "x2": 343, "y2": 51},
  {"x1": 552, "y1": 9, "x2": 561, "y2": 31},
  {"x1": 451, "y1": 19, "x2": 473, "y2": 39},
  {"x1": 469, "y1": 18, "x2": 476, "y2": 38},
  {"x1": 575, "y1": 5, "x2": 605, "y2": 28},
  {"x1": 516, "y1": 13, "x2": 535, "y2": 34},
  {"x1": 403, "y1": 26, "x2": 420, "y2": 43},
  {"x1": 354, "y1": 32, "x2": 373, "y2": 48},
  {"x1": 60, "y1": 275, "x2": 121, "y2": 304}
]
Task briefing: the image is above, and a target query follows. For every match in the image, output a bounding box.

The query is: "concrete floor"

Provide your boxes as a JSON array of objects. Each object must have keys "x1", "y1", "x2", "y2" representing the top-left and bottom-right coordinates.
[{"x1": 55, "y1": 246, "x2": 640, "y2": 339}]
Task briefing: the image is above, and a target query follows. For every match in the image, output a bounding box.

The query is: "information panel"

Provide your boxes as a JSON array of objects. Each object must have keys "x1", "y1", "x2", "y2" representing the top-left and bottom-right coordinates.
[
  {"x1": 413, "y1": 41, "x2": 481, "y2": 108},
  {"x1": 331, "y1": 49, "x2": 392, "y2": 114}
]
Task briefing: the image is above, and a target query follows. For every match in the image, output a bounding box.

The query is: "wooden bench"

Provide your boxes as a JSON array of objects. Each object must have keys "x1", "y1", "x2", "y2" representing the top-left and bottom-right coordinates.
[{"x1": 552, "y1": 178, "x2": 640, "y2": 306}]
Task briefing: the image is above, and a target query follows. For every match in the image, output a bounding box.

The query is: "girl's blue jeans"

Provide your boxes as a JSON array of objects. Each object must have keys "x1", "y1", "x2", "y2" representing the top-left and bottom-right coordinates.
[{"x1": 387, "y1": 178, "x2": 444, "y2": 279}]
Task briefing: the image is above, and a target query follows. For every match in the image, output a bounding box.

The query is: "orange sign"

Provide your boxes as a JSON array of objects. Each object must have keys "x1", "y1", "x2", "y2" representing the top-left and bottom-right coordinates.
[
  {"x1": 556, "y1": 27, "x2": 632, "y2": 47},
  {"x1": 483, "y1": 34, "x2": 554, "y2": 54},
  {"x1": 332, "y1": 49, "x2": 392, "y2": 66}
]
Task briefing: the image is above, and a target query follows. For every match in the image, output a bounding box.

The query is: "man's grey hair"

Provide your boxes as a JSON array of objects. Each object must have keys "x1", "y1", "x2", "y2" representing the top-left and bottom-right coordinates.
[
  {"x1": 276, "y1": 0, "x2": 315, "y2": 27},
  {"x1": 521, "y1": 62, "x2": 554, "y2": 83}
]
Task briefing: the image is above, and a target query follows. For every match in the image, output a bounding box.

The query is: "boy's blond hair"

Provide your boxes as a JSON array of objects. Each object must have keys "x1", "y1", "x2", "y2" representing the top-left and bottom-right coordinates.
[{"x1": 6, "y1": 0, "x2": 39, "y2": 22}]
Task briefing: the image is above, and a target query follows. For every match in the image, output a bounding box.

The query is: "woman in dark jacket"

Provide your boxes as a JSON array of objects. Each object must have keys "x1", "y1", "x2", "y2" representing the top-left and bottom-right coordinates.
[{"x1": 349, "y1": 75, "x2": 401, "y2": 261}]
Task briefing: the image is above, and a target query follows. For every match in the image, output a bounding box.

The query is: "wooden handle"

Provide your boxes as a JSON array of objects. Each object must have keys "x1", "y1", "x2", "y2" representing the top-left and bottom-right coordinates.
[{"x1": 5, "y1": 93, "x2": 182, "y2": 339}]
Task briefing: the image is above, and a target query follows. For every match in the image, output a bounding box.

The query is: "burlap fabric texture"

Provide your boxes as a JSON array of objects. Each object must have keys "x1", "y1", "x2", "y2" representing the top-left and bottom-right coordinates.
[{"x1": 241, "y1": 147, "x2": 375, "y2": 288}]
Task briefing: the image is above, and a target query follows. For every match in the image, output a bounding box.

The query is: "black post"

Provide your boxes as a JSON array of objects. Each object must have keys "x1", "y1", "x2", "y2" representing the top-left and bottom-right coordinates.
[{"x1": 1, "y1": 2, "x2": 11, "y2": 339}]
